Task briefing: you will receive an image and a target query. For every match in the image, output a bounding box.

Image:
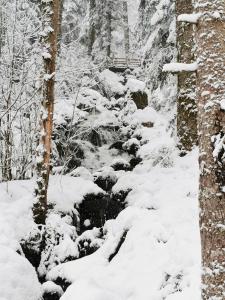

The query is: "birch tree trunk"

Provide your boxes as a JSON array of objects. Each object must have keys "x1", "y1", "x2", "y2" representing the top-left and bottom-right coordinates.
[
  {"x1": 195, "y1": 1, "x2": 225, "y2": 298},
  {"x1": 176, "y1": 0, "x2": 197, "y2": 152},
  {"x1": 33, "y1": 0, "x2": 60, "y2": 225}
]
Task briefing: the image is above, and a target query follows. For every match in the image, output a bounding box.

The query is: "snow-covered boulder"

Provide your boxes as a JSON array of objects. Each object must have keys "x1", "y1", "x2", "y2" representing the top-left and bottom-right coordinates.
[
  {"x1": 93, "y1": 167, "x2": 118, "y2": 192},
  {"x1": 99, "y1": 70, "x2": 126, "y2": 97},
  {"x1": 111, "y1": 158, "x2": 130, "y2": 171},
  {"x1": 0, "y1": 246, "x2": 42, "y2": 300}
]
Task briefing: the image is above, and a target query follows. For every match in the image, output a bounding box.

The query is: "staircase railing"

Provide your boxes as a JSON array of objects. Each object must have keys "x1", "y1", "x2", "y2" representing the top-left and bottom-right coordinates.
[{"x1": 108, "y1": 57, "x2": 141, "y2": 69}]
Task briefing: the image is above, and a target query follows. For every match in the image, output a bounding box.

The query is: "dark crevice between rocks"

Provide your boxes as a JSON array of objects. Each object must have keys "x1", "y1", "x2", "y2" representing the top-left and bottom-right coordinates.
[
  {"x1": 108, "y1": 230, "x2": 128, "y2": 262},
  {"x1": 54, "y1": 277, "x2": 72, "y2": 292},
  {"x1": 43, "y1": 291, "x2": 62, "y2": 300},
  {"x1": 129, "y1": 157, "x2": 142, "y2": 170}
]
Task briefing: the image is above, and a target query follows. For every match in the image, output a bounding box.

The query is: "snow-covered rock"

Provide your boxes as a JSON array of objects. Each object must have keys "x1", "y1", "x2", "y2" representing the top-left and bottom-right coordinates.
[
  {"x1": 99, "y1": 70, "x2": 126, "y2": 96},
  {"x1": 0, "y1": 246, "x2": 42, "y2": 300}
]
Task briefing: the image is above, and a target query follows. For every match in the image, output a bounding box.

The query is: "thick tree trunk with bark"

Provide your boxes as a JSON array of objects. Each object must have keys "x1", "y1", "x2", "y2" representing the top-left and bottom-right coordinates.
[
  {"x1": 176, "y1": 0, "x2": 197, "y2": 152},
  {"x1": 195, "y1": 1, "x2": 225, "y2": 298},
  {"x1": 33, "y1": 0, "x2": 61, "y2": 225}
]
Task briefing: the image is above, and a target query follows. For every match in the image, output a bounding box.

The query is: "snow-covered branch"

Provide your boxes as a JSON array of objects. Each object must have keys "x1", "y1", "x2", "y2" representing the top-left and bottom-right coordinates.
[
  {"x1": 162, "y1": 62, "x2": 198, "y2": 73},
  {"x1": 178, "y1": 13, "x2": 202, "y2": 24}
]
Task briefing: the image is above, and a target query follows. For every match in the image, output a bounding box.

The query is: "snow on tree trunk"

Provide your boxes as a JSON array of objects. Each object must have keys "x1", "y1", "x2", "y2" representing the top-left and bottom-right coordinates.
[
  {"x1": 88, "y1": 0, "x2": 96, "y2": 57},
  {"x1": 106, "y1": 0, "x2": 112, "y2": 57},
  {"x1": 122, "y1": 0, "x2": 130, "y2": 56},
  {"x1": 33, "y1": 0, "x2": 61, "y2": 225},
  {"x1": 195, "y1": 1, "x2": 225, "y2": 298},
  {"x1": 0, "y1": 3, "x2": 6, "y2": 57},
  {"x1": 177, "y1": 0, "x2": 197, "y2": 152}
]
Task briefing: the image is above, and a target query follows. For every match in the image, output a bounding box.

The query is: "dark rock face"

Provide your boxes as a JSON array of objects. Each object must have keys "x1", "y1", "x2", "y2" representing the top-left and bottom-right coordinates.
[
  {"x1": 88, "y1": 129, "x2": 102, "y2": 146},
  {"x1": 21, "y1": 243, "x2": 42, "y2": 271},
  {"x1": 94, "y1": 174, "x2": 118, "y2": 192},
  {"x1": 111, "y1": 189, "x2": 131, "y2": 207},
  {"x1": 123, "y1": 139, "x2": 140, "y2": 156},
  {"x1": 109, "y1": 141, "x2": 125, "y2": 151},
  {"x1": 131, "y1": 91, "x2": 148, "y2": 109},
  {"x1": 129, "y1": 157, "x2": 143, "y2": 170},
  {"x1": 77, "y1": 228, "x2": 103, "y2": 258},
  {"x1": 54, "y1": 277, "x2": 71, "y2": 292},
  {"x1": 78, "y1": 193, "x2": 109, "y2": 233},
  {"x1": 43, "y1": 292, "x2": 61, "y2": 300},
  {"x1": 93, "y1": 167, "x2": 118, "y2": 192},
  {"x1": 142, "y1": 121, "x2": 154, "y2": 128},
  {"x1": 78, "y1": 187, "x2": 127, "y2": 234},
  {"x1": 111, "y1": 160, "x2": 130, "y2": 171},
  {"x1": 106, "y1": 197, "x2": 125, "y2": 220}
]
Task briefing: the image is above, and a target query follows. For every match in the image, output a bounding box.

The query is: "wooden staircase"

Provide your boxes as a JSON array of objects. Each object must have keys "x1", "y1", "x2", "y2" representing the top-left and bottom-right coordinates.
[{"x1": 108, "y1": 57, "x2": 141, "y2": 72}]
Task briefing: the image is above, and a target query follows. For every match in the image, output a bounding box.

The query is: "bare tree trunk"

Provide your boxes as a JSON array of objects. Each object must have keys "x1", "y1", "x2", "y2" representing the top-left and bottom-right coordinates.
[
  {"x1": 33, "y1": 0, "x2": 61, "y2": 225},
  {"x1": 106, "y1": 1, "x2": 112, "y2": 57},
  {"x1": 196, "y1": 1, "x2": 225, "y2": 298},
  {"x1": 0, "y1": 2, "x2": 6, "y2": 57},
  {"x1": 58, "y1": 0, "x2": 64, "y2": 55},
  {"x1": 88, "y1": 0, "x2": 96, "y2": 57},
  {"x1": 176, "y1": 0, "x2": 197, "y2": 152},
  {"x1": 122, "y1": 0, "x2": 130, "y2": 56}
]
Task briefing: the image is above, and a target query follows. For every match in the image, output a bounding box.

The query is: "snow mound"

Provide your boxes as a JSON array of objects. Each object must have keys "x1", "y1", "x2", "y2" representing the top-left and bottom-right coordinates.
[
  {"x1": 126, "y1": 78, "x2": 146, "y2": 93},
  {"x1": 0, "y1": 246, "x2": 42, "y2": 300},
  {"x1": 99, "y1": 70, "x2": 126, "y2": 96},
  {"x1": 131, "y1": 107, "x2": 160, "y2": 124}
]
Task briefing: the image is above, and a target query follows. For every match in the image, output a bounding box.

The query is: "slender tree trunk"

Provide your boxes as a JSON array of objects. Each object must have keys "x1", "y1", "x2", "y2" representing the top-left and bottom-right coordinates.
[
  {"x1": 0, "y1": 2, "x2": 5, "y2": 57},
  {"x1": 176, "y1": 0, "x2": 197, "y2": 152},
  {"x1": 106, "y1": 1, "x2": 112, "y2": 57},
  {"x1": 196, "y1": 1, "x2": 225, "y2": 298},
  {"x1": 122, "y1": 0, "x2": 130, "y2": 56},
  {"x1": 88, "y1": 0, "x2": 96, "y2": 57},
  {"x1": 57, "y1": 0, "x2": 64, "y2": 55},
  {"x1": 33, "y1": 0, "x2": 61, "y2": 225}
]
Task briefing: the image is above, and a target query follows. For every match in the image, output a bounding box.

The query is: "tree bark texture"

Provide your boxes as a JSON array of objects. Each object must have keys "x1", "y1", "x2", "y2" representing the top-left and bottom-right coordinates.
[
  {"x1": 122, "y1": 0, "x2": 130, "y2": 56},
  {"x1": 106, "y1": 1, "x2": 112, "y2": 57},
  {"x1": 176, "y1": 0, "x2": 197, "y2": 152},
  {"x1": 33, "y1": 0, "x2": 61, "y2": 225},
  {"x1": 195, "y1": 1, "x2": 225, "y2": 298},
  {"x1": 88, "y1": 0, "x2": 96, "y2": 57}
]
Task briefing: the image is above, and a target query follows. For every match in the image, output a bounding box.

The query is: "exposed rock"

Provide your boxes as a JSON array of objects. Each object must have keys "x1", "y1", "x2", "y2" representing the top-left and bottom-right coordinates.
[
  {"x1": 142, "y1": 121, "x2": 154, "y2": 128},
  {"x1": 94, "y1": 167, "x2": 118, "y2": 192},
  {"x1": 78, "y1": 192, "x2": 109, "y2": 233},
  {"x1": 111, "y1": 189, "x2": 131, "y2": 209},
  {"x1": 77, "y1": 228, "x2": 104, "y2": 258},
  {"x1": 109, "y1": 141, "x2": 125, "y2": 151},
  {"x1": 42, "y1": 281, "x2": 63, "y2": 300},
  {"x1": 105, "y1": 196, "x2": 125, "y2": 220},
  {"x1": 129, "y1": 157, "x2": 143, "y2": 170},
  {"x1": 123, "y1": 138, "x2": 140, "y2": 156},
  {"x1": 131, "y1": 91, "x2": 148, "y2": 109},
  {"x1": 87, "y1": 128, "x2": 102, "y2": 146},
  {"x1": 111, "y1": 158, "x2": 130, "y2": 171}
]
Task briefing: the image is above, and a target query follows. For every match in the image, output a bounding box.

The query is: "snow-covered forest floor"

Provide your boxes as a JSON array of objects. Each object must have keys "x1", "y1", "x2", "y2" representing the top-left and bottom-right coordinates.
[{"x1": 0, "y1": 68, "x2": 201, "y2": 300}]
